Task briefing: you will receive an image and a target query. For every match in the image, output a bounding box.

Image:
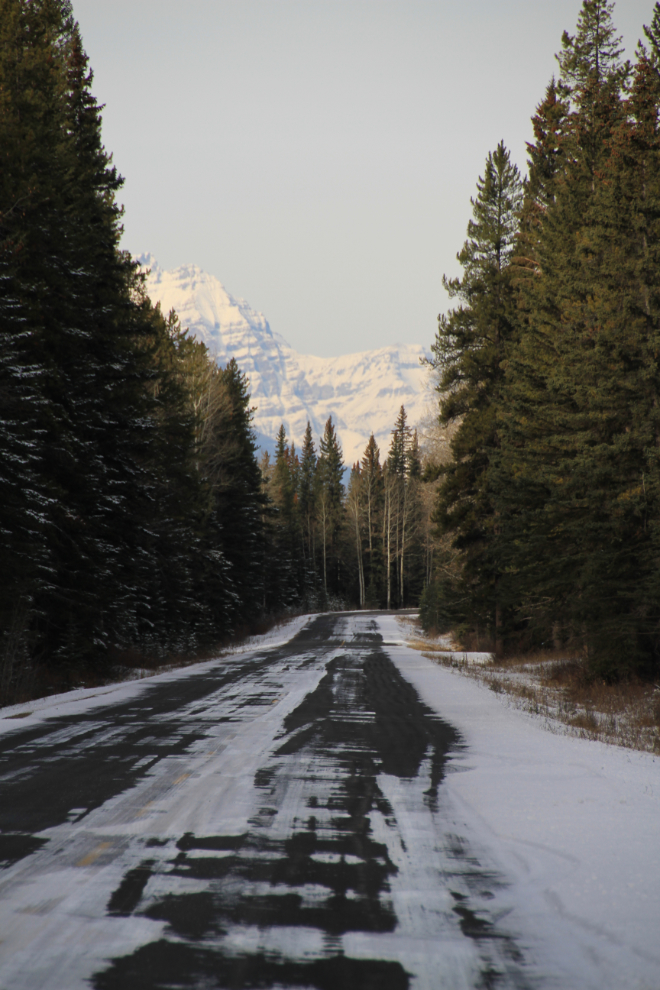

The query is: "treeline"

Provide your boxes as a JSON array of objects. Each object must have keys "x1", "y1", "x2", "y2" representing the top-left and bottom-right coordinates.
[
  {"x1": 261, "y1": 407, "x2": 430, "y2": 613},
  {"x1": 424, "y1": 0, "x2": 660, "y2": 680},
  {"x1": 0, "y1": 0, "x2": 296, "y2": 701},
  {"x1": 0, "y1": 0, "x2": 431, "y2": 706}
]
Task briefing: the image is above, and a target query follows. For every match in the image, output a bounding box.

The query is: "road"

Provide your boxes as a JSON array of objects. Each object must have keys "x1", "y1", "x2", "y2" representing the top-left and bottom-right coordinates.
[{"x1": 0, "y1": 613, "x2": 532, "y2": 990}]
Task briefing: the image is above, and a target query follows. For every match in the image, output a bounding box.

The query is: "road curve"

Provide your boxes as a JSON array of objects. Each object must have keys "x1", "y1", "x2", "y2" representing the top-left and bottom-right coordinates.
[{"x1": 0, "y1": 613, "x2": 531, "y2": 990}]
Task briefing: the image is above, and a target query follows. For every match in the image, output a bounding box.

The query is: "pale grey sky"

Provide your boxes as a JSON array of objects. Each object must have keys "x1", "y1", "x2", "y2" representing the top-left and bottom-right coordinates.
[{"x1": 72, "y1": 0, "x2": 652, "y2": 356}]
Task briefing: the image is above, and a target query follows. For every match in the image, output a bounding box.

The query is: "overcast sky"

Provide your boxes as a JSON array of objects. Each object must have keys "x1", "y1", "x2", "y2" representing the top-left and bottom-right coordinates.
[{"x1": 72, "y1": 0, "x2": 652, "y2": 357}]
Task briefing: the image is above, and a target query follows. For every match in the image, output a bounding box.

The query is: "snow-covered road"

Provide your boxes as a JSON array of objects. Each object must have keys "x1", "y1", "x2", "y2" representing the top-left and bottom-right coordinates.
[{"x1": 0, "y1": 614, "x2": 658, "y2": 990}]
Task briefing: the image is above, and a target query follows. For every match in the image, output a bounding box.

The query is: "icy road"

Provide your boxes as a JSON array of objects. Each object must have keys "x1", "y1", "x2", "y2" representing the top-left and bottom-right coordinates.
[{"x1": 0, "y1": 613, "x2": 658, "y2": 990}]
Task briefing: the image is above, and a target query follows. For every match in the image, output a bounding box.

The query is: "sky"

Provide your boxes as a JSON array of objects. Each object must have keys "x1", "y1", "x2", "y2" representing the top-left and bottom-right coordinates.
[{"x1": 72, "y1": 0, "x2": 652, "y2": 357}]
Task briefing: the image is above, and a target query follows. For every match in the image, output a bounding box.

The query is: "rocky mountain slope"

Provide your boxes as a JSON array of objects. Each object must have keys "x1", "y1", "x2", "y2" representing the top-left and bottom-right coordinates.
[{"x1": 139, "y1": 255, "x2": 432, "y2": 466}]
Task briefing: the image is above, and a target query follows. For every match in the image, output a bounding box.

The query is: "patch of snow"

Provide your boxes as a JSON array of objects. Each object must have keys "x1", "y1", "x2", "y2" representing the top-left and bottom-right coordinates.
[
  {"x1": 379, "y1": 614, "x2": 660, "y2": 990},
  {"x1": 0, "y1": 614, "x2": 316, "y2": 735}
]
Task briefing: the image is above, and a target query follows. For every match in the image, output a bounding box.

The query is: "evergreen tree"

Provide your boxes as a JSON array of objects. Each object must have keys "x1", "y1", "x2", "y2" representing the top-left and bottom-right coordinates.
[
  {"x1": 208, "y1": 358, "x2": 266, "y2": 626},
  {"x1": 516, "y1": 79, "x2": 570, "y2": 278},
  {"x1": 347, "y1": 464, "x2": 365, "y2": 607},
  {"x1": 272, "y1": 424, "x2": 294, "y2": 522},
  {"x1": 495, "y1": 0, "x2": 658, "y2": 674},
  {"x1": 136, "y1": 304, "x2": 205, "y2": 646},
  {"x1": 268, "y1": 425, "x2": 301, "y2": 608},
  {"x1": 431, "y1": 143, "x2": 523, "y2": 648},
  {"x1": 317, "y1": 417, "x2": 345, "y2": 595},
  {"x1": 299, "y1": 422, "x2": 317, "y2": 564},
  {"x1": 0, "y1": 1, "x2": 167, "y2": 668},
  {"x1": 360, "y1": 434, "x2": 384, "y2": 604},
  {"x1": 385, "y1": 408, "x2": 424, "y2": 607},
  {"x1": 0, "y1": 0, "x2": 56, "y2": 681},
  {"x1": 557, "y1": 0, "x2": 628, "y2": 94}
]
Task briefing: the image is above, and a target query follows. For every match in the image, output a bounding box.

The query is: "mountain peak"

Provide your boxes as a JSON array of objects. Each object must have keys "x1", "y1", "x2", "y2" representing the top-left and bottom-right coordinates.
[{"x1": 139, "y1": 255, "x2": 432, "y2": 463}]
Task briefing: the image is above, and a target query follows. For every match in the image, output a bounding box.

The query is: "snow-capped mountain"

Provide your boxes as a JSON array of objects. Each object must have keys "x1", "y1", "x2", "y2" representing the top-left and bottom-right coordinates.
[{"x1": 138, "y1": 254, "x2": 432, "y2": 466}]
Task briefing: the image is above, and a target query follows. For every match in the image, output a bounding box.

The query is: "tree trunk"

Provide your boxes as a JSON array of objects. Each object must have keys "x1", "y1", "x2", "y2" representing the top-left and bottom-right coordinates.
[{"x1": 495, "y1": 600, "x2": 503, "y2": 658}]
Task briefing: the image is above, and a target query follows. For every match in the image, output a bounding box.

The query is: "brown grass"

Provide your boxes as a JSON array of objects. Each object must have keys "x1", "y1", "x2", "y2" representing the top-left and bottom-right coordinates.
[{"x1": 406, "y1": 623, "x2": 660, "y2": 754}]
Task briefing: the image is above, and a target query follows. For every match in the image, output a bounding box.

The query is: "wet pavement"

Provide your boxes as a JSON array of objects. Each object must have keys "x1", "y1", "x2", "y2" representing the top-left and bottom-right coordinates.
[{"x1": 0, "y1": 614, "x2": 534, "y2": 989}]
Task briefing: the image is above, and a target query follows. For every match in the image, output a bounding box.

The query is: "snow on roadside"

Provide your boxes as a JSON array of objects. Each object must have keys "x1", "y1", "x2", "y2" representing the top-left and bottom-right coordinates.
[
  {"x1": 0, "y1": 614, "x2": 316, "y2": 737},
  {"x1": 395, "y1": 620, "x2": 493, "y2": 666},
  {"x1": 380, "y1": 614, "x2": 660, "y2": 990},
  {"x1": 400, "y1": 617, "x2": 660, "y2": 753}
]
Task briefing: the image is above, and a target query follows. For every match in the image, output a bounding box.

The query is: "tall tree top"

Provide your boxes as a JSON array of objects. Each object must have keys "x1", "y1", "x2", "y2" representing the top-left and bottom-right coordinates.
[
  {"x1": 643, "y1": 3, "x2": 660, "y2": 69},
  {"x1": 361, "y1": 434, "x2": 381, "y2": 477},
  {"x1": 301, "y1": 421, "x2": 316, "y2": 464},
  {"x1": 526, "y1": 79, "x2": 570, "y2": 207},
  {"x1": 389, "y1": 405, "x2": 412, "y2": 478},
  {"x1": 275, "y1": 423, "x2": 288, "y2": 462},
  {"x1": 451, "y1": 142, "x2": 523, "y2": 295},
  {"x1": 557, "y1": 0, "x2": 627, "y2": 92},
  {"x1": 318, "y1": 416, "x2": 345, "y2": 505}
]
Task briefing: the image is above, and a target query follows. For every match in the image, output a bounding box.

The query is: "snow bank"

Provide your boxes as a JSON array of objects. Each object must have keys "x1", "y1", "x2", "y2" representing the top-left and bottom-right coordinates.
[
  {"x1": 0, "y1": 614, "x2": 316, "y2": 737},
  {"x1": 379, "y1": 615, "x2": 660, "y2": 990}
]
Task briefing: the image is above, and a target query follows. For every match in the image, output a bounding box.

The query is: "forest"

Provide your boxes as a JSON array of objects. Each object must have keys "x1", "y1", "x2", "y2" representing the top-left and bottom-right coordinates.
[
  {"x1": 261, "y1": 406, "x2": 430, "y2": 616},
  {"x1": 424, "y1": 0, "x2": 660, "y2": 682},
  {"x1": 0, "y1": 0, "x2": 431, "y2": 705},
  {"x1": 2, "y1": 0, "x2": 660, "y2": 703}
]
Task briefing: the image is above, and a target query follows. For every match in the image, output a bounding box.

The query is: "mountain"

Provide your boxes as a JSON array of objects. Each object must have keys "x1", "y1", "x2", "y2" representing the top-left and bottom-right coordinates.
[{"x1": 138, "y1": 254, "x2": 432, "y2": 466}]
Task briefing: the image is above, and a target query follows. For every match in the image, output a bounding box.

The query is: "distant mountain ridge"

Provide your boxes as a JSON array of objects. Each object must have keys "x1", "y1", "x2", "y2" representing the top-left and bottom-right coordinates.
[{"x1": 138, "y1": 254, "x2": 432, "y2": 466}]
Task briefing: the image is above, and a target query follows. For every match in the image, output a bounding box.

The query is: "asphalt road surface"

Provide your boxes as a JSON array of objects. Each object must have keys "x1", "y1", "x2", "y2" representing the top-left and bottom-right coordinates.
[{"x1": 0, "y1": 613, "x2": 532, "y2": 990}]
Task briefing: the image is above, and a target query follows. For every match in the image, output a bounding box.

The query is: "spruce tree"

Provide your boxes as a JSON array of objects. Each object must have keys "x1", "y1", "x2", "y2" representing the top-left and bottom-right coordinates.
[
  {"x1": 268, "y1": 425, "x2": 300, "y2": 608},
  {"x1": 299, "y1": 422, "x2": 317, "y2": 564},
  {"x1": 516, "y1": 79, "x2": 570, "y2": 278},
  {"x1": 0, "y1": 0, "x2": 57, "y2": 682},
  {"x1": 0, "y1": 1, "x2": 161, "y2": 667},
  {"x1": 317, "y1": 417, "x2": 345, "y2": 596},
  {"x1": 0, "y1": 2, "x2": 253, "y2": 674},
  {"x1": 495, "y1": 0, "x2": 654, "y2": 674},
  {"x1": 207, "y1": 358, "x2": 266, "y2": 626},
  {"x1": 360, "y1": 434, "x2": 384, "y2": 603},
  {"x1": 557, "y1": 0, "x2": 627, "y2": 93},
  {"x1": 431, "y1": 143, "x2": 522, "y2": 647},
  {"x1": 347, "y1": 464, "x2": 365, "y2": 607}
]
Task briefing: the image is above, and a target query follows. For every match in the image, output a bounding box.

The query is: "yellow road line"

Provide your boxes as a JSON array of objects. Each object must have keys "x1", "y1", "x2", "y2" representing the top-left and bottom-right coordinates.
[{"x1": 76, "y1": 842, "x2": 112, "y2": 867}]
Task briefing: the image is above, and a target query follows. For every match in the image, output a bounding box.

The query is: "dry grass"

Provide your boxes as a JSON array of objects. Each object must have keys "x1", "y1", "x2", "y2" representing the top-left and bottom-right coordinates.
[{"x1": 405, "y1": 625, "x2": 660, "y2": 755}]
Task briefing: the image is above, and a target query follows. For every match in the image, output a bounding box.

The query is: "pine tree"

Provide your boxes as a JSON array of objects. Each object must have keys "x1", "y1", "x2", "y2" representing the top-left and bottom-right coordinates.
[
  {"x1": 268, "y1": 425, "x2": 300, "y2": 608},
  {"x1": 557, "y1": 0, "x2": 627, "y2": 93},
  {"x1": 273, "y1": 425, "x2": 294, "y2": 520},
  {"x1": 1, "y1": 3, "x2": 259, "y2": 675},
  {"x1": 0, "y1": 0, "x2": 55, "y2": 685},
  {"x1": 347, "y1": 464, "x2": 365, "y2": 607},
  {"x1": 317, "y1": 417, "x2": 345, "y2": 595},
  {"x1": 431, "y1": 143, "x2": 523, "y2": 648},
  {"x1": 387, "y1": 407, "x2": 410, "y2": 606},
  {"x1": 299, "y1": 422, "x2": 317, "y2": 564},
  {"x1": 360, "y1": 434, "x2": 384, "y2": 604},
  {"x1": 495, "y1": 0, "x2": 654, "y2": 673},
  {"x1": 0, "y1": 1, "x2": 163, "y2": 667},
  {"x1": 385, "y1": 409, "x2": 424, "y2": 607},
  {"x1": 516, "y1": 79, "x2": 570, "y2": 278},
  {"x1": 207, "y1": 358, "x2": 266, "y2": 626}
]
